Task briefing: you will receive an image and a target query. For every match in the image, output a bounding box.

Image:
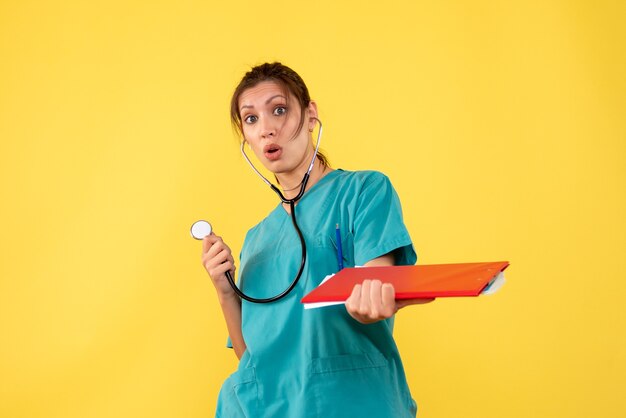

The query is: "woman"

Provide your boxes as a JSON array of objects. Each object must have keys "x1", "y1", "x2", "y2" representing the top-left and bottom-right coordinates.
[{"x1": 202, "y1": 62, "x2": 432, "y2": 417}]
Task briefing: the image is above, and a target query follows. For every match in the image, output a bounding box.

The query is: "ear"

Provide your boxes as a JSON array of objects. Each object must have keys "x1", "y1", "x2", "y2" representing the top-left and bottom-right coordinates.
[{"x1": 306, "y1": 100, "x2": 319, "y2": 131}]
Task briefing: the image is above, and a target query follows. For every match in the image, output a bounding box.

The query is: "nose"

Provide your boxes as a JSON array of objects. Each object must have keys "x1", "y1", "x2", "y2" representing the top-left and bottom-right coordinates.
[{"x1": 260, "y1": 117, "x2": 277, "y2": 139}]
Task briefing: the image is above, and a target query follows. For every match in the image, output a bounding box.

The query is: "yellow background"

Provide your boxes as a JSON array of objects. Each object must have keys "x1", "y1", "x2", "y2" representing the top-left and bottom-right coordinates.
[{"x1": 1, "y1": 1, "x2": 624, "y2": 417}]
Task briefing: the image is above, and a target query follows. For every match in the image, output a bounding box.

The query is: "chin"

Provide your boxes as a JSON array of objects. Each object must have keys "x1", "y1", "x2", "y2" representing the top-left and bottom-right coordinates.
[{"x1": 265, "y1": 160, "x2": 290, "y2": 173}]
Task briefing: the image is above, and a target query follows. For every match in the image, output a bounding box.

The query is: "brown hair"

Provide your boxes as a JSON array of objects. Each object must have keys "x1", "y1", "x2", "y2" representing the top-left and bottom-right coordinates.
[{"x1": 230, "y1": 62, "x2": 329, "y2": 167}]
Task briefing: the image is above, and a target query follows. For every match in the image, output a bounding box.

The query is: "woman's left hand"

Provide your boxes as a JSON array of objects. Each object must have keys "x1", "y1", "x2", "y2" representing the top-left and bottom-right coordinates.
[{"x1": 345, "y1": 279, "x2": 434, "y2": 324}]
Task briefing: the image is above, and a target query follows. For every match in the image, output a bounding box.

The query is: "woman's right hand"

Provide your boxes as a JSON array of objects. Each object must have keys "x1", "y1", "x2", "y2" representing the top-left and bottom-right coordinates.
[{"x1": 201, "y1": 233, "x2": 237, "y2": 300}]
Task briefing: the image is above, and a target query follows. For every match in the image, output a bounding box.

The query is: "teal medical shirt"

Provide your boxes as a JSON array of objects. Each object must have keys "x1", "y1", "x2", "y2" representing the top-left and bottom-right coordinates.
[{"x1": 216, "y1": 170, "x2": 418, "y2": 418}]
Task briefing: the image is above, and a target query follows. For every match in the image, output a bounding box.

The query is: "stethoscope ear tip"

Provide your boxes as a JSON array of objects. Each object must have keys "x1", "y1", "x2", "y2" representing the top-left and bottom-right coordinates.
[{"x1": 190, "y1": 220, "x2": 212, "y2": 240}]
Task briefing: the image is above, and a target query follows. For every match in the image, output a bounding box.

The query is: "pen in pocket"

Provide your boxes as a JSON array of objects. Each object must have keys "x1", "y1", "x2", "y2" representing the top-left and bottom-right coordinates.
[{"x1": 335, "y1": 224, "x2": 344, "y2": 271}]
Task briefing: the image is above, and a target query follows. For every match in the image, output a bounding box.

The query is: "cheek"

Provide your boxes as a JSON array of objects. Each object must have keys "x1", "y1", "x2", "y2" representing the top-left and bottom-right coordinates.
[
  {"x1": 242, "y1": 128, "x2": 263, "y2": 152},
  {"x1": 241, "y1": 124, "x2": 254, "y2": 140},
  {"x1": 244, "y1": 138, "x2": 264, "y2": 158}
]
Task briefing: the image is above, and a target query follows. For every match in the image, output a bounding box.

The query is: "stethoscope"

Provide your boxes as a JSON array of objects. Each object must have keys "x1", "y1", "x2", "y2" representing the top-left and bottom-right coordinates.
[{"x1": 190, "y1": 118, "x2": 323, "y2": 303}]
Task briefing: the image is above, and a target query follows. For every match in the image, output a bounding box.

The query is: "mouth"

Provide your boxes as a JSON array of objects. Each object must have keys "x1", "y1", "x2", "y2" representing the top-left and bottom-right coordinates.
[{"x1": 263, "y1": 143, "x2": 282, "y2": 161}]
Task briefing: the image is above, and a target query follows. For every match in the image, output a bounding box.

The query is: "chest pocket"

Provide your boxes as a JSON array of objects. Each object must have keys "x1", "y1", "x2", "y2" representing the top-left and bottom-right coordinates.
[{"x1": 310, "y1": 229, "x2": 355, "y2": 269}]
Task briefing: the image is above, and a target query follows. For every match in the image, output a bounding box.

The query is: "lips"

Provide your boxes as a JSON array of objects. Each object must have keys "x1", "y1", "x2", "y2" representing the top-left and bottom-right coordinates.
[{"x1": 263, "y1": 143, "x2": 283, "y2": 161}]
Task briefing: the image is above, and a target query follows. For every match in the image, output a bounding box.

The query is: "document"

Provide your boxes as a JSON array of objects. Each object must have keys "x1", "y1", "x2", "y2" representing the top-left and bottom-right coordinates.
[{"x1": 302, "y1": 261, "x2": 509, "y2": 309}]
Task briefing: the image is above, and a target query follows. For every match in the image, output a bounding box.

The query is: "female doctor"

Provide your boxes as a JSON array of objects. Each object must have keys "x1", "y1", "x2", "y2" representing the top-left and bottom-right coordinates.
[{"x1": 201, "y1": 62, "x2": 432, "y2": 417}]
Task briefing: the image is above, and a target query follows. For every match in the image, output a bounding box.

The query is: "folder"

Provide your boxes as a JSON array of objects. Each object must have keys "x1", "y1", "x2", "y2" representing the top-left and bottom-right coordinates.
[{"x1": 301, "y1": 261, "x2": 509, "y2": 306}]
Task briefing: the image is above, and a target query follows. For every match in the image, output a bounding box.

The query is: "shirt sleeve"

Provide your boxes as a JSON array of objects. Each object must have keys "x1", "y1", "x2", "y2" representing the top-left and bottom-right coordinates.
[{"x1": 352, "y1": 172, "x2": 417, "y2": 266}]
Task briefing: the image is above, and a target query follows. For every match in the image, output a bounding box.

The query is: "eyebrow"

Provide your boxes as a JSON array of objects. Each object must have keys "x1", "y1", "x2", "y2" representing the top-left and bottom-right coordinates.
[{"x1": 239, "y1": 94, "x2": 287, "y2": 112}]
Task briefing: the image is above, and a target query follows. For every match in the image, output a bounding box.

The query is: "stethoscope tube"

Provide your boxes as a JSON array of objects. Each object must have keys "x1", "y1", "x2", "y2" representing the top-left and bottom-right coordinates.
[
  {"x1": 223, "y1": 199, "x2": 307, "y2": 303},
  {"x1": 228, "y1": 118, "x2": 322, "y2": 303}
]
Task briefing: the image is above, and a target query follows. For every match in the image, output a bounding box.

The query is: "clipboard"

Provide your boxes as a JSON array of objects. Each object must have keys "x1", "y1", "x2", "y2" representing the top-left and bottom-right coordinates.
[{"x1": 301, "y1": 261, "x2": 509, "y2": 305}]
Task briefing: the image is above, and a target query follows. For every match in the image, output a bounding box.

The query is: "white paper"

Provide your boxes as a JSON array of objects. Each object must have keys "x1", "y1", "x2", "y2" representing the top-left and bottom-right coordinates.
[
  {"x1": 303, "y1": 274, "x2": 345, "y2": 309},
  {"x1": 481, "y1": 272, "x2": 506, "y2": 295},
  {"x1": 303, "y1": 300, "x2": 345, "y2": 310}
]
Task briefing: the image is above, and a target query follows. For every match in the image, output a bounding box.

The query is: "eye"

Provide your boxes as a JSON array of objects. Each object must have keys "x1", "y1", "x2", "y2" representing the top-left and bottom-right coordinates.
[
  {"x1": 243, "y1": 114, "x2": 258, "y2": 124},
  {"x1": 273, "y1": 106, "x2": 287, "y2": 116}
]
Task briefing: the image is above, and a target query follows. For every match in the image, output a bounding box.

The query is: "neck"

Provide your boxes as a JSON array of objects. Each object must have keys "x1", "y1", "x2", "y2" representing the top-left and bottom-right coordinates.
[{"x1": 277, "y1": 158, "x2": 330, "y2": 201}]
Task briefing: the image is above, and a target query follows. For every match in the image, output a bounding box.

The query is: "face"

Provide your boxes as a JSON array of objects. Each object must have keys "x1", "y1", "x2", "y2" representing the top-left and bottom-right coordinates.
[{"x1": 238, "y1": 81, "x2": 318, "y2": 176}]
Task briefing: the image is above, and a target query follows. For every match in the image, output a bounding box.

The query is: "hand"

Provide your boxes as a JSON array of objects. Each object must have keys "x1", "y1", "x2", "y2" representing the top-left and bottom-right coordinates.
[
  {"x1": 345, "y1": 279, "x2": 435, "y2": 324},
  {"x1": 201, "y1": 233, "x2": 237, "y2": 300}
]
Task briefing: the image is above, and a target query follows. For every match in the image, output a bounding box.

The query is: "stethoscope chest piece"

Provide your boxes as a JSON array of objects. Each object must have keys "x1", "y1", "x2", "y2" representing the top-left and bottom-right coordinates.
[{"x1": 190, "y1": 220, "x2": 212, "y2": 240}]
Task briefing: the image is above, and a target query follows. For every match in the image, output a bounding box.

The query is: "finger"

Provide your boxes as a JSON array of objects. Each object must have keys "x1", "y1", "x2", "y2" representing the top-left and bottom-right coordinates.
[
  {"x1": 202, "y1": 233, "x2": 218, "y2": 254},
  {"x1": 381, "y1": 283, "x2": 397, "y2": 317},
  {"x1": 203, "y1": 247, "x2": 230, "y2": 266},
  {"x1": 202, "y1": 242, "x2": 232, "y2": 272},
  {"x1": 205, "y1": 236, "x2": 229, "y2": 259},
  {"x1": 346, "y1": 283, "x2": 362, "y2": 313},
  {"x1": 205, "y1": 257, "x2": 235, "y2": 281},
  {"x1": 369, "y1": 280, "x2": 383, "y2": 318},
  {"x1": 358, "y1": 280, "x2": 372, "y2": 316},
  {"x1": 211, "y1": 259, "x2": 234, "y2": 277}
]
